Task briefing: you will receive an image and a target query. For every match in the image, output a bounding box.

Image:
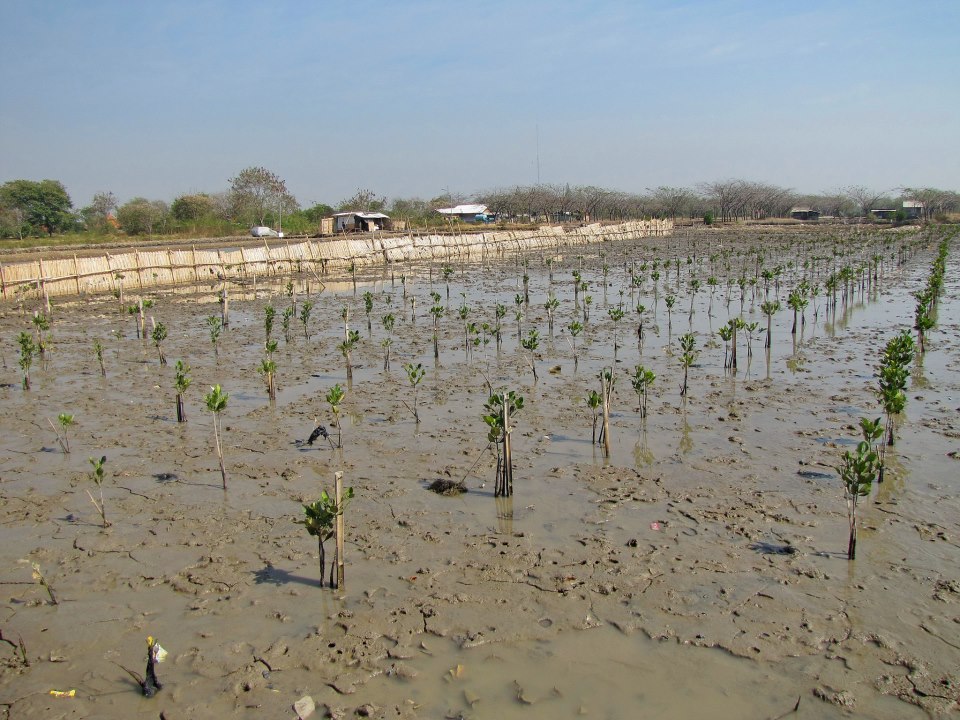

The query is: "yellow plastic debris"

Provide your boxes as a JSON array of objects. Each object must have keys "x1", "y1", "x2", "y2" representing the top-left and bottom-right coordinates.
[{"x1": 49, "y1": 689, "x2": 76, "y2": 698}]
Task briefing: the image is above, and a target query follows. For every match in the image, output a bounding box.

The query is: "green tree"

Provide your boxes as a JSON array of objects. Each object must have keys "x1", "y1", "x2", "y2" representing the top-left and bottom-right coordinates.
[
  {"x1": 117, "y1": 197, "x2": 169, "y2": 235},
  {"x1": 229, "y1": 166, "x2": 298, "y2": 226},
  {"x1": 171, "y1": 193, "x2": 216, "y2": 222},
  {"x1": 337, "y1": 188, "x2": 386, "y2": 212},
  {"x1": 0, "y1": 179, "x2": 74, "y2": 237}
]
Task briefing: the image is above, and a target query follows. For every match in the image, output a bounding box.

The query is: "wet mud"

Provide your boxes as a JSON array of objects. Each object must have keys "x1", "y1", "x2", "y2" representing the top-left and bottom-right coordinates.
[{"x1": 1, "y1": 226, "x2": 958, "y2": 719}]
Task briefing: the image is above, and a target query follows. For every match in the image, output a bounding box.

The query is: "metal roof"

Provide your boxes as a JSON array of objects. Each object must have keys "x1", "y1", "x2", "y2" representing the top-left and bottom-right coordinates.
[
  {"x1": 332, "y1": 211, "x2": 390, "y2": 219},
  {"x1": 436, "y1": 204, "x2": 488, "y2": 216}
]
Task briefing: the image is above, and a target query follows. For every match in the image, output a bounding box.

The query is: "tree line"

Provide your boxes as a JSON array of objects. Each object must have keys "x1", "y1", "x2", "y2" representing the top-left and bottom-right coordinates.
[{"x1": 1, "y1": 169, "x2": 957, "y2": 240}]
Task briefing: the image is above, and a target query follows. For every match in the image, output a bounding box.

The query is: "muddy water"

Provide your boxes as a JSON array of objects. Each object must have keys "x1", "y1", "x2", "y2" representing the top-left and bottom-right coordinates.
[{"x1": 1, "y1": 227, "x2": 958, "y2": 719}]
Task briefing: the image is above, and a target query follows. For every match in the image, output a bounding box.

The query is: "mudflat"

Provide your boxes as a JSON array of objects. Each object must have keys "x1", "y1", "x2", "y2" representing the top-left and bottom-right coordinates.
[{"x1": 1, "y1": 226, "x2": 957, "y2": 719}]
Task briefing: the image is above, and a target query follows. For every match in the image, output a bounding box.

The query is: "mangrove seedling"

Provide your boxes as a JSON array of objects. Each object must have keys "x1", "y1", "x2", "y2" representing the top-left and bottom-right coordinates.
[
  {"x1": 494, "y1": 302, "x2": 506, "y2": 352},
  {"x1": 717, "y1": 323, "x2": 733, "y2": 369},
  {"x1": 259, "y1": 341, "x2": 278, "y2": 402},
  {"x1": 586, "y1": 389, "x2": 602, "y2": 444},
  {"x1": 483, "y1": 390, "x2": 524, "y2": 497},
  {"x1": 787, "y1": 287, "x2": 808, "y2": 335},
  {"x1": 631, "y1": 365, "x2": 655, "y2": 419},
  {"x1": 598, "y1": 366, "x2": 615, "y2": 457},
  {"x1": 281, "y1": 305, "x2": 294, "y2": 344},
  {"x1": 761, "y1": 300, "x2": 780, "y2": 349},
  {"x1": 219, "y1": 284, "x2": 229, "y2": 328},
  {"x1": 93, "y1": 338, "x2": 106, "y2": 377},
  {"x1": 678, "y1": 332, "x2": 698, "y2": 397},
  {"x1": 30, "y1": 562, "x2": 58, "y2": 605},
  {"x1": 339, "y1": 329, "x2": 360, "y2": 382},
  {"x1": 583, "y1": 293, "x2": 593, "y2": 322},
  {"x1": 442, "y1": 265, "x2": 454, "y2": 300},
  {"x1": 150, "y1": 319, "x2": 168, "y2": 365},
  {"x1": 325, "y1": 383, "x2": 345, "y2": 448},
  {"x1": 520, "y1": 328, "x2": 540, "y2": 382},
  {"x1": 264, "y1": 304, "x2": 276, "y2": 342},
  {"x1": 608, "y1": 305, "x2": 625, "y2": 357},
  {"x1": 48, "y1": 413, "x2": 74, "y2": 453},
  {"x1": 17, "y1": 331, "x2": 36, "y2": 390},
  {"x1": 836, "y1": 418, "x2": 881, "y2": 560},
  {"x1": 363, "y1": 291, "x2": 374, "y2": 335},
  {"x1": 299, "y1": 300, "x2": 314, "y2": 340},
  {"x1": 295, "y1": 483, "x2": 354, "y2": 588},
  {"x1": 544, "y1": 294, "x2": 560, "y2": 337},
  {"x1": 87, "y1": 455, "x2": 110, "y2": 528},
  {"x1": 567, "y1": 320, "x2": 583, "y2": 369},
  {"x1": 32, "y1": 311, "x2": 50, "y2": 355},
  {"x1": 402, "y1": 362, "x2": 425, "y2": 423},
  {"x1": 381, "y1": 312, "x2": 395, "y2": 370},
  {"x1": 204, "y1": 385, "x2": 229, "y2": 489},
  {"x1": 174, "y1": 360, "x2": 191, "y2": 422},
  {"x1": 665, "y1": 294, "x2": 676, "y2": 329},
  {"x1": 206, "y1": 316, "x2": 222, "y2": 358},
  {"x1": 429, "y1": 300, "x2": 444, "y2": 360},
  {"x1": 635, "y1": 303, "x2": 646, "y2": 352},
  {"x1": 514, "y1": 293, "x2": 524, "y2": 337}
]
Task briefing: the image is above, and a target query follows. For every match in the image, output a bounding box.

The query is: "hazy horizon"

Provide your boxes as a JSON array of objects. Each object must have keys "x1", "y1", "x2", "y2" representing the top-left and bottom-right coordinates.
[{"x1": 2, "y1": 0, "x2": 957, "y2": 209}]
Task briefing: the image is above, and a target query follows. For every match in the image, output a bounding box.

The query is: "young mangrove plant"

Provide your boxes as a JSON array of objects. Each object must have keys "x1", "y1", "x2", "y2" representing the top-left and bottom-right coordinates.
[
  {"x1": 363, "y1": 291, "x2": 374, "y2": 336},
  {"x1": 429, "y1": 296, "x2": 444, "y2": 360},
  {"x1": 630, "y1": 365, "x2": 656, "y2": 419},
  {"x1": 325, "y1": 383, "x2": 345, "y2": 448},
  {"x1": 204, "y1": 385, "x2": 229, "y2": 489},
  {"x1": 608, "y1": 305, "x2": 625, "y2": 358},
  {"x1": 717, "y1": 323, "x2": 733, "y2": 369},
  {"x1": 281, "y1": 305, "x2": 294, "y2": 344},
  {"x1": 93, "y1": 338, "x2": 106, "y2": 377},
  {"x1": 48, "y1": 413, "x2": 74, "y2": 453},
  {"x1": 520, "y1": 328, "x2": 540, "y2": 382},
  {"x1": 586, "y1": 389, "x2": 603, "y2": 445},
  {"x1": 264, "y1": 304, "x2": 276, "y2": 343},
  {"x1": 30, "y1": 562, "x2": 58, "y2": 605},
  {"x1": 494, "y1": 302, "x2": 506, "y2": 353},
  {"x1": 664, "y1": 294, "x2": 676, "y2": 330},
  {"x1": 299, "y1": 300, "x2": 314, "y2": 340},
  {"x1": 206, "y1": 316, "x2": 222, "y2": 359},
  {"x1": 381, "y1": 312, "x2": 395, "y2": 371},
  {"x1": 87, "y1": 455, "x2": 110, "y2": 528},
  {"x1": 678, "y1": 332, "x2": 698, "y2": 398},
  {"x1": 836, "y1": 417, "x2": 882, "y2": 560},
  {"x1": 402, "y1": 362, "x2": 425, "y2": 423},
  {"x1": 877, "y1": 330, "x2": 914, "y2": 453},
  {"x1": 483, "y1": 390, "x2": 524, "y2": 497},
  {"x1": 18, "y1": 331, "x2": 36, "y2": 390},
  {"x1": 296, "y1": 479, "x2": 354, "y2": 588},
  {"x1": 545, "y1": 293, "x2": 560, "y2": 336},
  {"x1": 567, "y1": 320, "x2": 583, "y2": 370},
  {"x1": 598, "y1": 367, "x2": 615, "y2": 457},
  {"x1": 259, "y1": 340, "x2": 278, "y2": 402},
  {"x1": 635, "y1": 303, "x2": 646, "y2": 353},
  {"x1": 761, "y1": 300, "x2": 780, "y2": 349},
  {"x1": 339, "y1": 329, "x2": 361, "y2": 382},
  {"x1": 150, "y1": 319, "x2": 168, "y2": 365},
  {"x1": 32, "y1": 311, "x2": 50, "y2": 355},
  {"x1": 787, "y1": 286, "x2": 808, "y2": 335},
  {"x1": 174, "y1": 360, "x2": 191, "y2": 422}
]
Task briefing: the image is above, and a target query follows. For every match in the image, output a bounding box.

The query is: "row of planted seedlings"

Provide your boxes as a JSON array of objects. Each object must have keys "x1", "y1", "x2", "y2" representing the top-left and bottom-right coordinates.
[
  {"x1": 837, "y1": 227, "x2": 954, "y2": 560},
  {"x1": 7, "y1": 227, "x2": 941, "y2": 579},
  {"x1": 2, "y1": 228, "x2": 943, "y2": 702}
]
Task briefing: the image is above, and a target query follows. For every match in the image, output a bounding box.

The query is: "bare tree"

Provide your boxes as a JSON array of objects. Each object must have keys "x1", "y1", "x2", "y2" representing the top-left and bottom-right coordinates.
[{"x1": 843, "y1": 185, "x2": 888, "y2": 217}]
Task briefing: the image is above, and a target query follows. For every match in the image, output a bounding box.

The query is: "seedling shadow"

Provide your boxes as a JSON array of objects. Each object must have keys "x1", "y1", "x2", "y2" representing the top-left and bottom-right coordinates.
[{"x1": 253, "y1": 565, "x2": 324, "y2": 589}]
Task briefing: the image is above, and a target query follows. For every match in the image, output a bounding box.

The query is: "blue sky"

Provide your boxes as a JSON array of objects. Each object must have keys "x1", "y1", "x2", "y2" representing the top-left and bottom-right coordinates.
[{"x1": 1, "y1": 0, "x2": 957, "y2": 208}]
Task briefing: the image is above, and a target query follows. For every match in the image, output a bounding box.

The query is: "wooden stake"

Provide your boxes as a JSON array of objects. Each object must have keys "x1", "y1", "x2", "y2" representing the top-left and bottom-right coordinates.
[
  {"x1": 335, "y1": 471, "x2": 345, "y2": 589},
  {"x1": 601, "y1": 373, "x2": 611, "y2": 459}
]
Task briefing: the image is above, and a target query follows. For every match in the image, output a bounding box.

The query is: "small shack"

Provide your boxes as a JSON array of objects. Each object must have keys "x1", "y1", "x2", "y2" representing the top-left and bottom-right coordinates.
[
  {"x1": 332, "y1": 211, "x2": 391, "y2": 233},
  {"x1": 436, "y1": 204, "x2": 490, "y2": 223},
  {"x1": 789, "y1": 206, "x2": 820, "y2": 221},
  {"x1": 902, "y1": 200, "x2": 925, "y2": 220}
]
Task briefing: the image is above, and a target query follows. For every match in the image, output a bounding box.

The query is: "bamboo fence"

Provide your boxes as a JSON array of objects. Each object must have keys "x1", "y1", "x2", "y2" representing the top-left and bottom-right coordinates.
[{"x1": 0, "y1": 219, "x2": 671, "y2": 302}]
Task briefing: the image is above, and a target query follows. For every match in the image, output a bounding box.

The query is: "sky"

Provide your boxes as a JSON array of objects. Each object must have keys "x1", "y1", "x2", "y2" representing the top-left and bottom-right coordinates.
[{"x1": 1, "y1": 0, "x2": 958, "y2": 209}]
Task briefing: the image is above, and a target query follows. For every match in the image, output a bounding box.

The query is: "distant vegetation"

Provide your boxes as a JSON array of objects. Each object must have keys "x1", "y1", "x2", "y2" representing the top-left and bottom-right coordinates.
[{"x1": 1, "y1": 170, "x2": 957, "y2": 245}]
